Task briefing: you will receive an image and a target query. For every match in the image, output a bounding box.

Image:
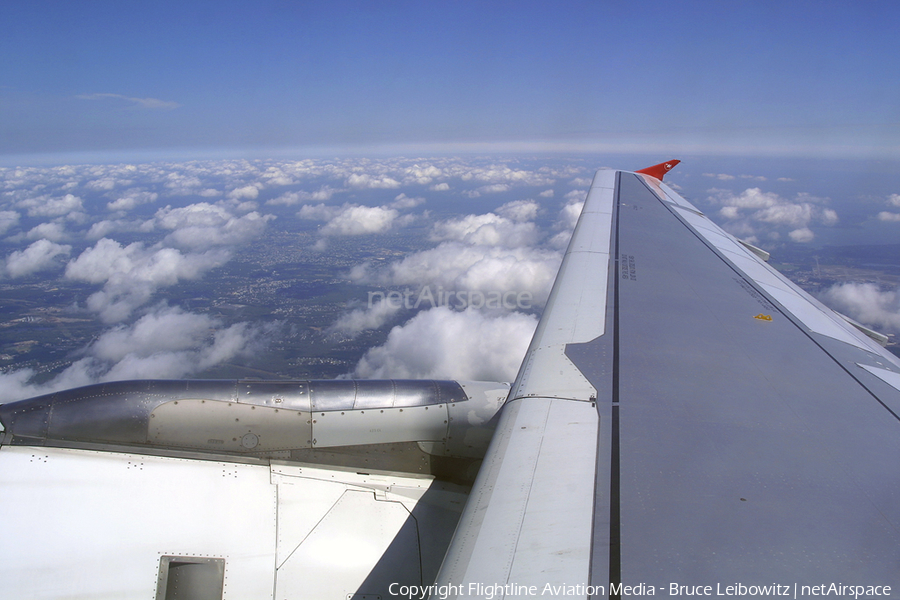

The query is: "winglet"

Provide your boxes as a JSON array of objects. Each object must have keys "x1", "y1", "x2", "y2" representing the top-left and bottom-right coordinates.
[{"x1": 636, "y1": 160, "x2": 681, "y2": 181}]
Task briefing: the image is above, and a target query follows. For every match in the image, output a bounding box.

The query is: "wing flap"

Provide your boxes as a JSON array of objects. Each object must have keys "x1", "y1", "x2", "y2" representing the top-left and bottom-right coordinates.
[{"x1": 434, "y1": 397, "x2": 599, "y2": 592}]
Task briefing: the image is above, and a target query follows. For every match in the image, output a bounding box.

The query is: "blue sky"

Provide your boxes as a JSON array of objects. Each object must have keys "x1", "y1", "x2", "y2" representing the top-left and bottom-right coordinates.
[
  {"x1": 3, "y1": 0, "x2": 899, "y2": 162},
  {"x1": 3, "y1": 3, "x2": 900, "y2": 404}
]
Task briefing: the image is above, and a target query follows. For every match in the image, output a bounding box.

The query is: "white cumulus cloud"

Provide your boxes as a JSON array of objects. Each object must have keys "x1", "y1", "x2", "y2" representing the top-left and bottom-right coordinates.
[
  {"x1": 227, "y1": 185, "x2": 261, "y2": 200},
  {"x1": 18, "y1": 194, "x2": 84, "y2": 218},
  {"x1": 25, "y1": 222, "x2": 67, "y2": 242},
  {"x1": 0, "y1": 305, "x2": 281, "y2": 402},
  {"x1": 465, "y1": 183, "x2": 510, "y2": 198},
  {"x1": 352, "y1": 242, "x2": 561, "y2": 307},
  {"x1": 788, "y1": 227, "x2": 815, "y2": 243},
  {"x1": 4, "y1": 239, "x2": 72, "y2": 278},
  {"x1": 107, "y1": 190, "x2": 159, "y2": 212},
  {"x1": 0, "y1": 211, "x2": 20, "y2": 235},
  {"x1": 300, "y1": 203, "x2": 407, "y2": 237},
  {"x1": 404, "y1": 164, "x2": 443, "y2": 185},
  {"x1": 431, "y1": 213, "x2": 540, "y2": 248},
  {"x1": 351, "y1": 306, "x2": 537, "y2": 381},
  {"x1": 347, "y1": 173, "x2": 401, "y2": 189},
  {"x1": 267, "y1": 186, "x2": 339, "y2": 206},
  {"x1": 821, "y1": 283, "x2": 900, "y2": 334},
  {"x1": 328, "y1": 299, "x2": 404, "y2": 338},
  {"x1": 65, "y1": 238, "x2": 231, "y2": 323},
  {"x1": 709, "y1": 188, "x2": 837, "y2": 244},
  {"x1": 496, "y1": 199, "x2": 540, "y2": 222},
  {"x1": 321, "y1": 205, "x2": 399, "y2": 236},
  {"x1": 152, "y1": 202, "x2": 275, "y2": 250},
  {"x1": 390, "y1": 193, "x2": 426, "y2": 209}
]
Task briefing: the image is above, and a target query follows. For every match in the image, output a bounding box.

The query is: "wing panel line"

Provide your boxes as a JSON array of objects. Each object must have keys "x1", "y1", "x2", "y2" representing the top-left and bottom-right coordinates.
[{"x1": 608, "y1": 173, "x2": 622, "y2": 600}]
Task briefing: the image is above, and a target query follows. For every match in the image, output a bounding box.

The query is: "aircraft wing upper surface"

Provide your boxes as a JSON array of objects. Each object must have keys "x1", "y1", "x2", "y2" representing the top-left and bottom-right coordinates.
[{"x1": 434, "y1": 166, "x2": 900, "y2": 596}]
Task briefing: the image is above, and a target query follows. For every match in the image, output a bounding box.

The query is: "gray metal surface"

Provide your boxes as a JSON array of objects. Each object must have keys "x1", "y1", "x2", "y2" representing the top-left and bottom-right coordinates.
[
  {"x1": 156, "y1": 556, "x2": 225, "y2": 600},
  {"x1": 0, "y1": 379, "x2": 478, "y2": 458},
  {"x1": 589, "y1": 172, "x2": 900, "y2": 588}
]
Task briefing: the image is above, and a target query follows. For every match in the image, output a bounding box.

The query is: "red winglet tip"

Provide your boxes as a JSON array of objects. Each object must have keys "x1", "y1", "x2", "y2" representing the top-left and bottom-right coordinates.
[{"x1": 636, "y1": 160, "x2": 681, "y2": 181}]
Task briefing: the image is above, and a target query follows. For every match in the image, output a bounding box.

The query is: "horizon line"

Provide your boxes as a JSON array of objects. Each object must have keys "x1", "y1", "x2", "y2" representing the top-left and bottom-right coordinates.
[{"x1": 2, "y1": 138, "x2": 899, "y2": 167}]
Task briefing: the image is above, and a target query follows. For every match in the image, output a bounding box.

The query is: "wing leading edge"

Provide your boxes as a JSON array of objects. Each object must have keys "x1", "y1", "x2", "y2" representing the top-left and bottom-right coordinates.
[
  {"x1": 434, "y1": 165, "x2": 900, "y2": 597},
  {"x1": 434, "y1": 169, "x2": 617, "y2": 594}
]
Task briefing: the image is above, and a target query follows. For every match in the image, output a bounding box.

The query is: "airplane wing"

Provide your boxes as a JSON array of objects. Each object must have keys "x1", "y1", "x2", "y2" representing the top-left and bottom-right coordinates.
[
  {"x1": 3, "y1": 162, "x2": 900, "y2": 599},
  {"x1": 434, "y1": 163, "x2": 900, "y2": 597}
]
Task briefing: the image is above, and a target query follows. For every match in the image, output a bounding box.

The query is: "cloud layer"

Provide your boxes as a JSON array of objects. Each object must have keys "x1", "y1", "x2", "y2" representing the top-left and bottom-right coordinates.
[
  {"x1": 66, "y1": 239, "x2": 231, "y2": 323},
  {"x1": 2, "y1": 156, "x2": 895, "y2": 398},
  {"x1": 708, "y1": 187, "x2": 838, "y2": 244},
  {"x1": 0, "y1": 305, "x2": 281, "y2": 402}
]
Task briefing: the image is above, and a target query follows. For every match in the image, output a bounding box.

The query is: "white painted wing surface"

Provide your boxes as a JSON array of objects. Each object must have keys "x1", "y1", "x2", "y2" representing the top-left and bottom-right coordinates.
[{"x1": 0, "y1": 445, "x2": 468, "y2": 599}]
